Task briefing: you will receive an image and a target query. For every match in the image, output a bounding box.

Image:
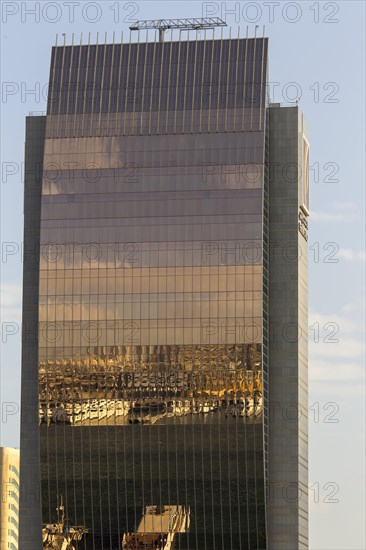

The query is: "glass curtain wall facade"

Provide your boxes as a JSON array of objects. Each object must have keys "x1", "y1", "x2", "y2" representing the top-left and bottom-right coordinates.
[{"x1": 30, "y1": 32, "x2": 269, "y2": 549}]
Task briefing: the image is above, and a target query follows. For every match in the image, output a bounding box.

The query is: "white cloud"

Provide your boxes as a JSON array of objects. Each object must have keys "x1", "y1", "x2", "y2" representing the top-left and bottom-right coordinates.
[
  {"x1": 311, "y1": 211, "x2": 352, "y2": 222},
  {"x1": 333, "y1": 202, "x2": 358, "y2": 211},
  {"x1": 309, "y1": 360, "x2": 364, "y2": 382},
  {"x1": 342, "y1": 300, "x2": 366, "y2": 313},
  {"x1": 310, "y1": 338, "x2": 364, "y2": 360},
  {"x1": 309, "y1": 302, "x2": 365, "y2": 387},
  {"x1": 0, "y1": 282, "x2": 22, "y2": 323},
  {"x1": 309, "y1": 307, "x2": 365, "y2": 335},
  {"x1": 338, "y1": 248, "x2": 366, "y2": 262},
  {"x1": 309, "y1": 381, "x2": 366, "y2": 399},
  {"x1": 311, "y1": 202, "x2": 360, "y2": 223}
]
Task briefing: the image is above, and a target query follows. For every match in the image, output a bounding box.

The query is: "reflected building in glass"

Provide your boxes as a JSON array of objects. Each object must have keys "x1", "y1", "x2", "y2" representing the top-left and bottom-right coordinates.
[{"x1": 20, "y1": 26, "x2": 309, "y2": 550}]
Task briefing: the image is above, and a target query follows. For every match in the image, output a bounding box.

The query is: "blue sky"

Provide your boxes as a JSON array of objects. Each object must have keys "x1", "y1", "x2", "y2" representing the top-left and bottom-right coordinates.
[{"x1": 1, "y1": 1, "x2": 365, "y2": 548}]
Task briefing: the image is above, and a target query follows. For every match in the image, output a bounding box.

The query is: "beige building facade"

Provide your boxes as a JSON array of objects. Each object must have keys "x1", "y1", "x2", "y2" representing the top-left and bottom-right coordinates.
[{"x1": 0, "y1": 447, "x2": 20, "y2": 550}]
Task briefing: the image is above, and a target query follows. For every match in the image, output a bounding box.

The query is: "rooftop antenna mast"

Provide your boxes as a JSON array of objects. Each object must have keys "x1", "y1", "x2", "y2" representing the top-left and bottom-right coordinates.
[{"x1": 130, "y1": 17, "x2": 227, "y2": 42}]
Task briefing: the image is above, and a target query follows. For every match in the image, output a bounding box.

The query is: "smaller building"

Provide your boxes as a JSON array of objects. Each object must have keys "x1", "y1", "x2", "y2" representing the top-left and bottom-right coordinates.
[{"x1": 0, "y1": 447, "x2": 20, "y2": 550}]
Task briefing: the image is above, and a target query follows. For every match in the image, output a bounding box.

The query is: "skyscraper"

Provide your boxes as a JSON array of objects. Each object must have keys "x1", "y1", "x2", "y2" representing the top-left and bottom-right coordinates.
[{"x1": 20, "y1": 21, "x2": 309, "y2": 550}]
